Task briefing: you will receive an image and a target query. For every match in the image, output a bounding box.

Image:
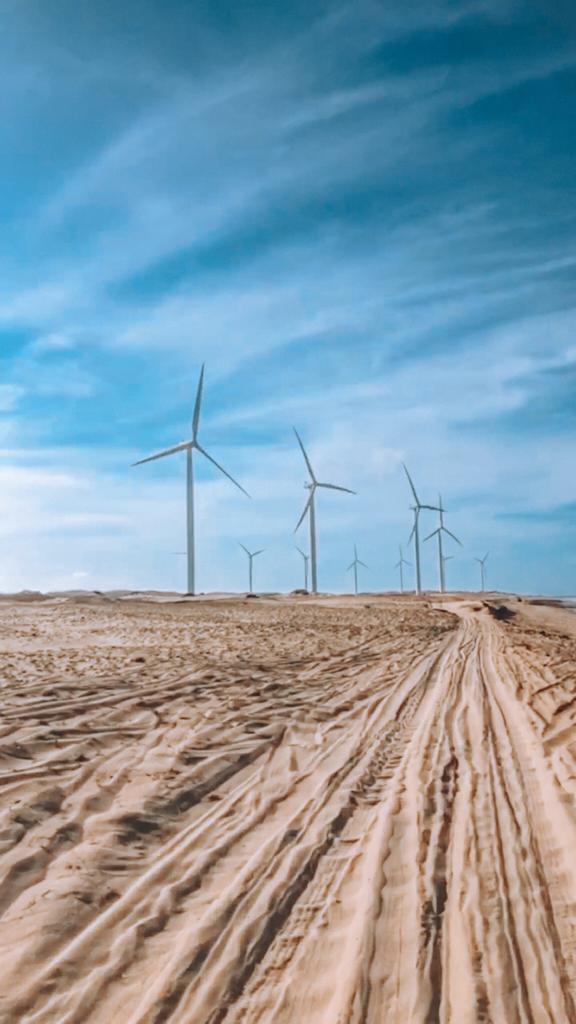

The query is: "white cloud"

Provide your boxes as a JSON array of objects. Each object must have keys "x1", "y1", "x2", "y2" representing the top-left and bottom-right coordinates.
[
  {"x1": 0, "y1": 385, "x2": 24, "y2": 412},
  {"x1": 29, "y1": 332, "x2": 77, "y2": 355},
  {"x1": 0, "y1": 1, "x2": 573, "y2": 596}
]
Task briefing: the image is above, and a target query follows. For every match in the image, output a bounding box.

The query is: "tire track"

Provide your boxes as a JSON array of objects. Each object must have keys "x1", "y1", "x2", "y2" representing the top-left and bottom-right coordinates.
[{"x1": 1, "y1": 596, "x2": 574, "y2": 1023}]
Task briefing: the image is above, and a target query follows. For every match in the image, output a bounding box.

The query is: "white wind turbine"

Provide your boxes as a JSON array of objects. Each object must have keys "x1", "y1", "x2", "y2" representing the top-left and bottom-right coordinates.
[
  {"x1": 133, "y1": 365, "x2": 250, "y2": 595},
  {"x1": 442, "y1": 553, "x2": 454, "y2": 590},
  {"x1": 395, "y1": 545, "x2": 411, "y2": 593},
  {"x1": 296, "y1": 546, "x2": 310, "y2": 591},
  {"x1": 347, "y1": 544, "x2": 368, "y2": 595},
  {"x1": 239, "y1": 543, "x2": 264, "y2": 594},
  {"x1": 402, "y1": 464, "x2": 439, "y2": 595},
  {"x1": 475, "y1": 552, "x2": 489, "y2": 592},
  {"x1": 294, "y1": 428, "x2": 355, "y2": 594},
  {"x1": 424, "y1": 495, "x2": 462, "y2": 593}
]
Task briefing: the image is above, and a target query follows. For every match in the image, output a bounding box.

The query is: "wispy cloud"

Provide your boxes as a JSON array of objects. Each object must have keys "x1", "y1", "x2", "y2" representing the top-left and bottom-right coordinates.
[
  {"x1": 497, "y1": 503, "x2": 576, "y2": 525},
  {"x1": 0, "y1": 0, "x2": 574, "y2": 594},
  {"x1": 0, "y1": 385, "x2": 24, "y2": 412}
]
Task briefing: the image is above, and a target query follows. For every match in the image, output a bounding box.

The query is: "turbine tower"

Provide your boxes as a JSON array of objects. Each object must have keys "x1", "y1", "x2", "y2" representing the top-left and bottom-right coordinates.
[
  {"x1": 475, "y1": 552, "x2": 489, "y2": 592},
  {"x1": 403, "y1": 464, "x2": 439, "y2": 595},
  {"x1": 296, "y1": 546, "x2": 310, "y2": 591},
  {"x1": 347, "y1": 544, "x2": 367, "y2": 595},
  {"x1": 133, "y1": 365, "x2": 249, "y2": 596},
  {"x1": 424, "y1": 495, "x2": 462, "y2": 593},
  {"x1": 294, "y1": 428, "x2": 355, "y2": 594},
  {"x1": 395, "y1": 545, "x2": 411, "y2": 593},
  {"x1": 442, "y1": 553, "x2": 454, "y2": 590},
  {"x1": 239, "y1": 543, "x2": 264, "y2": 594}
]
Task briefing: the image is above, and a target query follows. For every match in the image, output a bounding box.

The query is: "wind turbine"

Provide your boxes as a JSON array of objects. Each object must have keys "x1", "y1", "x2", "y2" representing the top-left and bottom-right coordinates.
[
  {"x1": 294, "y1": 428, "x2": 355, "y2": 594},
  {"x1": 296, "y1": 546, "x2": 310, "y2": 591},
  {"x1": 442, "y1": 554, "x2": 454, "y2": 591},
  {"x1": 475, "y1": 552, "x2": 489, "y2": 592},
  {"x1": 402, "y1": 464, "x2": 439, "y2": 595},
  {"x1": 347, "y1": 544, "x2": 368, "y2": 595},
  {"x1": 424, "y1": 495, "x2": 462, "y2": 593},
  {"x1": 395, "y1": 545, "x2": 411, "y2": 593},
  {"x1": 133, "y1": 365, "x2": 249, "y2": 595},
  {"x1": 239, "y1": 543, "x2": 264, "y2": 594}
]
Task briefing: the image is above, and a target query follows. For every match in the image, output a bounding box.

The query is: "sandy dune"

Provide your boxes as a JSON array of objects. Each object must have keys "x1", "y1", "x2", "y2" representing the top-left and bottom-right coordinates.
[{"x1": 0, "y1": 592, "x2": 575, "y2": 1022}]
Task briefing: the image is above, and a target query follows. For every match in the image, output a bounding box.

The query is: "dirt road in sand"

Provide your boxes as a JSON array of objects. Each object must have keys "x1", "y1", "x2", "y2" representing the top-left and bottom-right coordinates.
[{"x1": 0, "y1": 593, "x2": 574, "y2": 1023}]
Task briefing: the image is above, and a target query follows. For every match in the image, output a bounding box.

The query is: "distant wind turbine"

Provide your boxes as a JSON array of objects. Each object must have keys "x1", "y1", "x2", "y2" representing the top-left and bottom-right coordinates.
[
  {"x1": 402, "y1": 464, "x2": 439, "y2": 595},
  {"x1": 475, "y1": 552, "x2": 489, "y2": 592},
  {"x1": 424, "y1": 495, "x2": 462, "y2": 593},
  {"x1": 294, "y1": 428, "x2": 355, "y2": 594},
  {"x1": 239, "y1": 543, "x2": 264, "y2": 594},
  {"x1": 296, "y1": 546, "x2": 310, "y2": 591},
  {"x1": 133, "y1": 365, "x2": 250, "y2": 595},
  {"x1": 395, "y1": 545, "x2": 411, "y2": 593},
  {"x1": 347, "y1": 544, "x2": 368, "y2": 595},
  {"x1": 442, "y1": 554, "x2": 454, "y2": 590}
]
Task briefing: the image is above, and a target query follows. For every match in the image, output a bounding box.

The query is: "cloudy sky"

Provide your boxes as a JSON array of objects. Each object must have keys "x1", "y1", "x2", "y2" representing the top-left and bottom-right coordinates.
[{"x1": 0, "y1": 0, "x2": 575, "y2": 595}]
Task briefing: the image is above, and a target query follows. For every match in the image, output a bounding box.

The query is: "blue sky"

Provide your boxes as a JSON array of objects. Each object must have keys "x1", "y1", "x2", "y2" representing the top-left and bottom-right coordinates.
[{"x1": 0, "y1": 0, "x2": 575, "y2": 595}]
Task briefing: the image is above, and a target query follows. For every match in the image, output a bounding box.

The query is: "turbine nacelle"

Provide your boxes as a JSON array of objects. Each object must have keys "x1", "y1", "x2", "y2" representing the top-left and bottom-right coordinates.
[
  {"x1": 395, "y1": 553, "x2": 412, "y2": 568},
  {"x1": 423, "y1": 525, "x2": 462, "y2": 545},
  {"x1": 347, "y1": 554, "x2": 368, "y2": 572},
  {"x1": 239, "y1": 543, "x2": 265, "y2": 559}
]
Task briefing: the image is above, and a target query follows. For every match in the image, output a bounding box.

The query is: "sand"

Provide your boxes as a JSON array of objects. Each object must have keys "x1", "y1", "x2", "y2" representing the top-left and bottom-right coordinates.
[{"x1": 0, "y1": 590, "x2": 574, "y2": 1023}]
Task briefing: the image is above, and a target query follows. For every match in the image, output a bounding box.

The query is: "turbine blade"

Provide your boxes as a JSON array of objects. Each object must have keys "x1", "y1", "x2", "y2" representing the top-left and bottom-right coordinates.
[
  {"x1": 196, "y1": 444, "x2": 250, "y2": 497},
  {"x1": 295, "y1": 492, "x2": 313, "y2": 532},
  {"x1": 420, "y1": 504, "x2": 441, "y2": 512},
  {"x1": 253, "y1": 549, "x2": 265, "y2": 557},
  {"x1": 484, "y1": 552, "x2": 490, "y2": 562},
  {"x1": 423, "y1": 528, "x2": 439, "y2": 542},
  {"x1": 317, "y1": 482, "x2": 356, "y2": 494},
  {"x1": 408, "y1": 523, "x2": 416, "y2": 545},
  {"x1": 402, "y1": 463, "x2": 420, "y2": 505},
  {"x1": 346, "y1": 562, "x2": 355, "y2": 571},
  {"x1": 239, "y1": 543, "x2": 250, "y2": 556},
  {"x1": 132, "y1": 440, "x2": 191, "y2": 466},
  {"x1": 192, "y1": 363, "x2": 205, "y2": 440},
  {"x1": 359, "y1": 560, "x2": 368, "y2": 569},
  {"x1": 293, "y1": 427, "x2": 316, "y2": 482},
  {"x1": 443, "y1": 527, "x2": 462, "y2": 546}
]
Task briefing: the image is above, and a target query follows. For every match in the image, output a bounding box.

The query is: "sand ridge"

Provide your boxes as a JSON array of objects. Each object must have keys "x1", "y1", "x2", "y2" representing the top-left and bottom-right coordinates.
[{"x1": 0, "y1": 593, "x2": 574, "y2": 1022}]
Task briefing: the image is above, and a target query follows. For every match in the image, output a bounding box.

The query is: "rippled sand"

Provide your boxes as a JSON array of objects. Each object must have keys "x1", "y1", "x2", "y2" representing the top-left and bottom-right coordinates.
[{"x1": 0, "y1": 591, "x2": 574, "y2": 1023}]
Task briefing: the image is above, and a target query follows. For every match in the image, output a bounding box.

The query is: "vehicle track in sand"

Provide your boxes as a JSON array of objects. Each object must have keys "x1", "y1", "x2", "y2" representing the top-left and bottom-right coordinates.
[{"x1": 0, "y1": 595, "x2": 574, "y2": 1023}]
